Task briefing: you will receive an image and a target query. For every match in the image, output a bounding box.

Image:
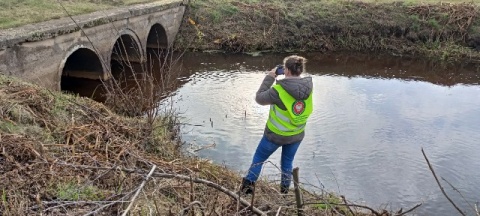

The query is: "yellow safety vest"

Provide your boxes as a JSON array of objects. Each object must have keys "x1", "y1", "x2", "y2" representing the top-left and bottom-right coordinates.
[{"x1": 267, "y1": 84, "x2": 313, "y2": 136}]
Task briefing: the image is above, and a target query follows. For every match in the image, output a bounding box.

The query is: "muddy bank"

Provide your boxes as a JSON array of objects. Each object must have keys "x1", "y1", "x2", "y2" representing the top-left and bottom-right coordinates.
[{"x1": 176, "y1": 0, "x2": 480, "y2": 66}]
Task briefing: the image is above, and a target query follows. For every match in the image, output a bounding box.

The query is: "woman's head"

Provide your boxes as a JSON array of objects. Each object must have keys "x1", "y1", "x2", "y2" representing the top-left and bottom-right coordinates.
[{"x1": 283, "y1": 55, "x2": 307, "y2": 76}]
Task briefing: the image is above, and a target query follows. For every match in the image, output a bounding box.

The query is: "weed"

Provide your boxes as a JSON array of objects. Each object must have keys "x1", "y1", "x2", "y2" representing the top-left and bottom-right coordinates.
[
  {"x1": 1, "y1": 189, "x2": 6, "y2": 207},
  {"x1": 209, "y1": 10, "x2": 222, "y2": 24},
  {"x1": 221, "y1": 4, "x2": 238, "y2": 16},
  {"x1": 55, "y1": 182, "x2": 105, "y2": 201},
  {"x1": 428, "y1": 19, "x2": 441, "y2": 30},
  {"x1": 0, "y1": 121, "x2": 20, "y2": 133}
]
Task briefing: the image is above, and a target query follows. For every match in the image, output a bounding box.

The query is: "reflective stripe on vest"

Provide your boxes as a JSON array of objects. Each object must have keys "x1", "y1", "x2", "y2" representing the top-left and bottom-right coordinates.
[{"x1": 267, "y1": 84, "x2": 312, "y2": 136}]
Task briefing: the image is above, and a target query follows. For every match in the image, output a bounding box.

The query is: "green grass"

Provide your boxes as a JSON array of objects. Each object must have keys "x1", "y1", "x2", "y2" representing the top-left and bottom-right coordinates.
[
  {"x1": 357, "y1": 0, "x2": 477, "y2": 3},
  {"x1": 0, "y1": 0, "x2": 170, "y2": 29},
  {"x1": 0, "y1": 0, "x2": 476, "y2": 29},
  {"x1": 0, "y1": 121, "x2": 20, "y2": 133},
  {"x1": 54, "y1": 182, "x2": 105, "y2": 201}
]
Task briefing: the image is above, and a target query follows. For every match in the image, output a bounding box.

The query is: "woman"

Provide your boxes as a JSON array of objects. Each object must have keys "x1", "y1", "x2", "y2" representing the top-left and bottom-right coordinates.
[{"x1": 241, "y1": 55, "x2": 313, "y2": 194}]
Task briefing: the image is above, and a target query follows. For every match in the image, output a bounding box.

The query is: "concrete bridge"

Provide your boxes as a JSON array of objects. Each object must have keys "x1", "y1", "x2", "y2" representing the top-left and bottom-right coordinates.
[{"x1": 0, "y1": 0, "x2": 186, "y2": 91}]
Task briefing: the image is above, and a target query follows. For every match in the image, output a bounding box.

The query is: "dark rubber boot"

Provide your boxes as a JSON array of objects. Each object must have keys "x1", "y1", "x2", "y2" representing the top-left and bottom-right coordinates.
[
  {"x1": 280, "y1": 184, "x2": 289, "y2": 194},
  {"x1": 240, "y1": 178, "x2": 255, "y2": 194}
]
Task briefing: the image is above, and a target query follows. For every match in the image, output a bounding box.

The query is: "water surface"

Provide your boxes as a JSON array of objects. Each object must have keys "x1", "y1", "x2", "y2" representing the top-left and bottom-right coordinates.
[{"x1": 165, "y1": 52, "x2": 480, "y2": 215}]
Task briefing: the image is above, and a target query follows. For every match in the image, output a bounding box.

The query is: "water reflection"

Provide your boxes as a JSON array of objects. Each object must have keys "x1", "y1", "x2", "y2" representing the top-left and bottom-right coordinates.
[{"x1": 169, "y1": 52, "x2": 480, "y2": 215}]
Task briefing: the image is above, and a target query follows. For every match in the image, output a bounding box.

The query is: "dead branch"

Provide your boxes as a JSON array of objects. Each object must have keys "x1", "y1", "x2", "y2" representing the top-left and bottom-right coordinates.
[
  {"x1": 121, "y1": 165, "x2": 156, "y2": 216},
  {"x1": 395, "y1": 203, "x2": 423, "y2": 216},
  {"x1": 303, "y1": 202, "x2": 382, "y2": 216},
  {"x1": 30, "y1": 200, "x2": 128, "y2": 211},
  {"x1": 275, "y1": 206, "x2": 282, "y2": 216},
  {"x1": 442, "y1": 176, "x2": 477, "y2": 215},
  {"x1": 190, "y1": 175, "x2": 195, "y2": 216},
  {"x1": 421, "y1": 148, "x2": 465, "y2": 216},
  {"x1": 178, "y1": 201, "x2": 205, "y2": 216},
  {"x1": 236, "y1": 188, "x2": 241, "y2": 213},
  {"x1": 84, "y1": 191, "x2": 136, "y2": 216},
  {"x1": 250, "y1": 182, "x2": 256, "y2": 213},
  {"x1": 341, "y1": 195, "x2": 355, "y2": 216},
  {"x1": 51, "y1": 162, "x2": 267, "y2": 216}
]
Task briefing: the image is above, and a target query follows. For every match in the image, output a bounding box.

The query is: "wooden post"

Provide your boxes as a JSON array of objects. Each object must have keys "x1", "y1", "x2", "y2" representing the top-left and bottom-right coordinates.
[{"x1": 293, "y1": 167, "x2": 303, "y2": 216}]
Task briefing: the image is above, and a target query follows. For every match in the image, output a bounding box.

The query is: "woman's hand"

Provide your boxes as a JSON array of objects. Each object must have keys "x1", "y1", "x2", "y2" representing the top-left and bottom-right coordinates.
[{"x1": 267, "y1": 68, "x2": 277, "y2": 78}]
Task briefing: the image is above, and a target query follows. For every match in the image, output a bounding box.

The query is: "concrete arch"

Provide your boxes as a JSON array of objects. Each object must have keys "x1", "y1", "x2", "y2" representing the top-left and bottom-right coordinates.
[
  {"x1": 145, "y1": 23, "x2": 171, "y2": 75},
  {"x1": 110, "y1": 29, "x2": 144, "y2": 64},
  {"x1": 59, "y1": 46, "x2": 104, "y2": 92},
  {"x1": 146, "y1": 23, "x2": 169, "y2": 50}
]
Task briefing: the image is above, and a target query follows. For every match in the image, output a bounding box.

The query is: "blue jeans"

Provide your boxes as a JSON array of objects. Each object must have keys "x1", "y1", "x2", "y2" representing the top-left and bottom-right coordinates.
[{"x1": 245, "y1": 136, "x2": 301, "y2": 188}]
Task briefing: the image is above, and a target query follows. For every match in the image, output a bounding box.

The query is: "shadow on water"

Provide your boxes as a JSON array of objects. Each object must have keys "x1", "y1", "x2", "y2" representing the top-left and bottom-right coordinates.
[
  {"x1": 176, "y1": 52, "x2": 480, "y2": 87},
  {"x1": 61, "y1": 50, "x2": 185, "y2": 104},
  {"x1": 63, "y1": 51, "x2": 480, "y2": 103}
]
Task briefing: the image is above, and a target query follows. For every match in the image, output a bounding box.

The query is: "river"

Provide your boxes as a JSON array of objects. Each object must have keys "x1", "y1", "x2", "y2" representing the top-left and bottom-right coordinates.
[
  {"x1": 65, "y1": 51, "x2": 480, "y2": 214},
  {"x1": 162, "y1": 52, "x2": 480, "y2": 215}
]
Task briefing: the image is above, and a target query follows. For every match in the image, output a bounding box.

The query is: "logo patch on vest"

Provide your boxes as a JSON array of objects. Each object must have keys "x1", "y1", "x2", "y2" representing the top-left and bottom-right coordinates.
[{"x1": 292, "y1": 100, "x2": 306, "y2": 116}]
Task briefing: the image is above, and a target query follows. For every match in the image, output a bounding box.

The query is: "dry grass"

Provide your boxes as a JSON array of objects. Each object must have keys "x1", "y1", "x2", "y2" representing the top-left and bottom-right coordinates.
[{"x1": 0, "y1": 0, "x2": 177, "y2": 29}]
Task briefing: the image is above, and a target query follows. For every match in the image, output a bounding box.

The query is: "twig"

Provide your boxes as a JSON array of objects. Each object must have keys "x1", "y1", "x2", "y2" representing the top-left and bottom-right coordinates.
[
  {"x1": 250, "y1": 183, "x2": 256, "y2": 213},
  {"x1": 121, "y1": 165, "x2": 156, "y2": 216},
  {"x1": 38, "y1": 200, "x2": 128, "y2": 212},
  {"x1": 395, "y1": 203, "x2": 423, "y2": 216},
  {"x1": 179, "y1": 201, "x2": 205, "y2": 216},
  {"x1": 51, "y1": 162, "x2": 267, "y2": 215},
  {"x1": 275, "y1": 206, "x2": 282, "y2": 216},
  {"x1": 303, "y1": 202, "x2": 381, "y2": 216},
  {"x1": 442, "y1": 177, "x2": 477, "y2": 214},
  {"x1": 153, "y1": 199, "x2": 161, "y2": 216},
  {"x1": 83, "y1": 191, "x2": 135, "y2": 216},
  {"x1": 236, "y1": 185, "x2": 241, "y2": 213},
  {"x1": 329, "y1": 168, "x2": 341, "y2": 194},
  {"x1": 341, "y1": 195, "x2": 355, "y2": 216},
  {"x1": 475, "y1": 203, "x2": 479, "y2": 216},
  {"x1": 190, "y1": 175, "x2": 195, "y2": 216},
  {"x1": 421, "y1": 148, "x2": 465, "y2": 216}
]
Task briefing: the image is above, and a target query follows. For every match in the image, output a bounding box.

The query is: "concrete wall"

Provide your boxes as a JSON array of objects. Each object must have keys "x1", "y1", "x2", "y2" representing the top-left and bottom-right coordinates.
[{"x1": 0, "y1": 1, "x2": 186, "y2": 90}]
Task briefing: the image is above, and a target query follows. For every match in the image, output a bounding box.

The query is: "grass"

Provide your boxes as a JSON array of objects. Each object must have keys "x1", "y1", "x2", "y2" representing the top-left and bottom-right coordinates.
[
  {"x1": 0, "y1": 0, "x2": 172, "y2": 29},
  {"x1": 54, "y1": 182, "x2": 105, "y2": 201},
  {"x1": 360, "y1": 0, "x2": 478, "y2": 3},
  {"x1": 177, "y1": 0, "x2": 480, "y2": 64},
  {"x1": 0, "y1": 0, "x2": 476, "y2": 30}
]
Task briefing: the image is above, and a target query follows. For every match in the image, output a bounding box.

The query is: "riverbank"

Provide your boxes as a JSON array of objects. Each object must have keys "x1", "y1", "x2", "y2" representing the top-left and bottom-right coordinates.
[
  {"x1": 175, "y1": 0, "x2": 480, "y2": 66},
  {"x1": 1, "y1": 74, "x2": 388, "y2": 215}
]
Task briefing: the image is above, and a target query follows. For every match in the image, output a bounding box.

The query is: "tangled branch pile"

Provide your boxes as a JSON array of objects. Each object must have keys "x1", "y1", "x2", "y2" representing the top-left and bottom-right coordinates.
[{"x1": 0, "y1": 74, "x2": 181, "y2": 214}]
